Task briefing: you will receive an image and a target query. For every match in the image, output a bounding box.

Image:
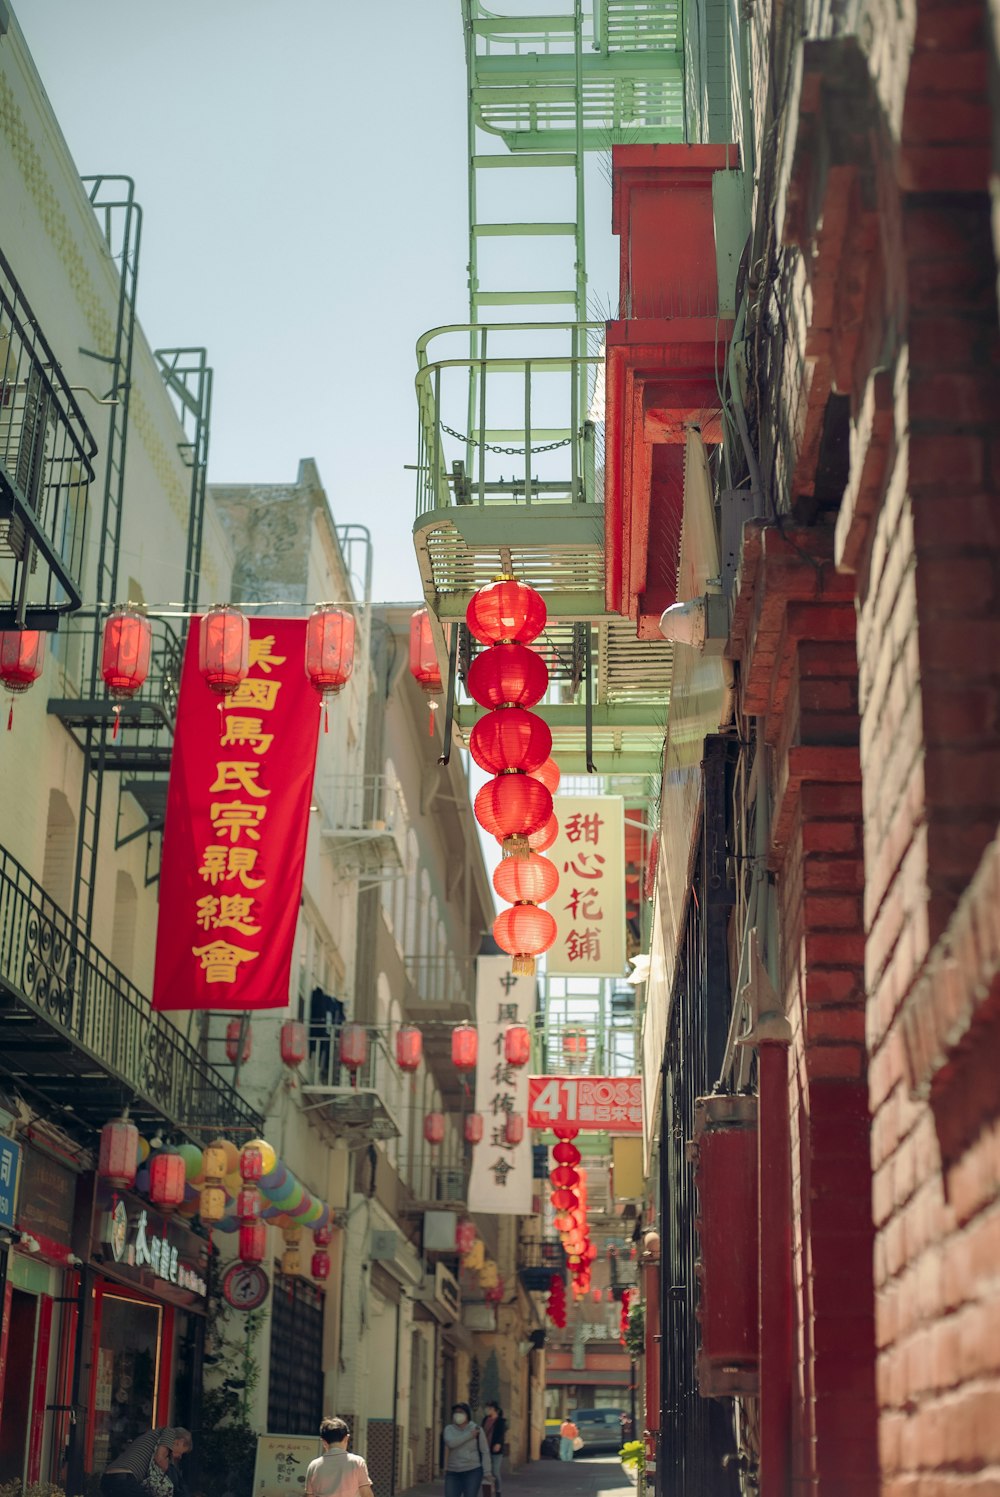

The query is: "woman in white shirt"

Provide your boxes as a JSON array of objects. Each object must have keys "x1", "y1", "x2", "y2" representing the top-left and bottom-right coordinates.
[{"x1": 305, "y1": 1418, "x2": 374, "y2": 1497}]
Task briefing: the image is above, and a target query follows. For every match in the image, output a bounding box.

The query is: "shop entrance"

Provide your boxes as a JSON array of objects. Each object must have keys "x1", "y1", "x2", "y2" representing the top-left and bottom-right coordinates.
[
  {"x1": 0, "y1": 1288, "x2": 39, "y2": 1483},
  {"x1": 89, "y1": 1283, "x2": 172, "y2": 1473}
]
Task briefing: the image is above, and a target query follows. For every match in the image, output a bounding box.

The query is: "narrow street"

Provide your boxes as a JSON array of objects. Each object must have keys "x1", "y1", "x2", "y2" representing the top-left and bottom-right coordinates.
[{"x1": 404, "y1": 1458, "x2": 634, "y2": 1497}]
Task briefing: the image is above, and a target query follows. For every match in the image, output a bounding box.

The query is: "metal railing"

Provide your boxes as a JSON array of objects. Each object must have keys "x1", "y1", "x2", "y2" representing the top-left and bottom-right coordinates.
[
  {"x1": 52, "y1": 612, "x2": 184, "y2": 725},
  {"x1": 0, "y1": 842, "x2": 262, "y2": 1136},
  {"x1": 317, "y1": 773, "x2": 407, "y2": 842},
  {"x1": 0, "y1": 247, "x2": 97, "y2": 627}
]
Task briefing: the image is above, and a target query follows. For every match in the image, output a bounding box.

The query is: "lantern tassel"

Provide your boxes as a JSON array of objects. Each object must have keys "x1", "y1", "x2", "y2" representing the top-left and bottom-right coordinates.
[
  {"x1": 502, "y1": 833, "x2": 530, "y2": 861},
  {"x1": 428, "y1": 699, "x2": 439, "y2": 738},
  {"x1": 324, "y1": 701, "x2": 329, "y2": 735},
  {"x1": 6, "y1": 702, "x2": 12, "y2": 732},
  {"x1": 512, "y1": 954, "x2": 536, "y2": 977},
  {"x1": 112, "y1": 704, "x2": 121, "y2": 741}
]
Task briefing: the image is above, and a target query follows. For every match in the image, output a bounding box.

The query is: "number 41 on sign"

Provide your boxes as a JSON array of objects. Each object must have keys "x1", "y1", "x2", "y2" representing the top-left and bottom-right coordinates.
[{"x1": 527, "y1": 1076, "x2": 642, "y2": 1132}]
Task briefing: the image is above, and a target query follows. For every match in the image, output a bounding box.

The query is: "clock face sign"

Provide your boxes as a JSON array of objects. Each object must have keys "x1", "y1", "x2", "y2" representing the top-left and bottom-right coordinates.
[{"x1": 222, "y1": 1262, "x2": 270, "y2": 1311}]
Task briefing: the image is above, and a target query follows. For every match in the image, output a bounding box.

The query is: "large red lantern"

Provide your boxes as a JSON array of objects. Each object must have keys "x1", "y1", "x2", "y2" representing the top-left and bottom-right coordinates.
[
  {"x1": 280, "y1": 1021, "x2": 307, "y2": 1067},
  {"x1": 98, "y1": 1114, "x2": 139, "y2": 1190},
  {"x1": 305, "y1": 604, "x2": 355, "y2": 700},
  {"x1": 503, "y1": 1024, "x2": 531, "y2": 1068},
  {"x1": 340, "y1": 1023, "x2": 368, "y2": 1071},
  {"x1": 239, "y1": 1222, "x2": 267, "y2": 1263},
  {"x1": 504, "y1": 1113, "x2": 525, "y2": 1146},
  {"x1": 456, "y1": 1218, "x2": 477, "y2": 1255},
  {"x1": 553, "y1": 1140, "x2": 581, "y2": 1166},
  {"x1": 226, "y1": 1018, "x2": 252, "y2": 1066},
  {"x1": 493, "y1": 903, "x2": 557, "y2": 975},
  {"x1": 531, "y1": 756, "x2": 561, "y2": 795},
  {"x1": 466, "y1": 578, "x2": 547, "y2": 645},
  {"x1": 494, "y1": 852, "x2": 558, "y2": 906},
  {"x1": 452, "y1": 1024, "x2": 478, "y2": 1072},
  {"x1": 553, "y1": 1125, "x2": 580, "y2": 1141},
  {"x1": 551, "y1": 1165, "x2": 579, "y2": 1189},
  {"x1": 149, "y1": 1150, "x2": 186, "y2": 1211},
  {"x1": 396, "y1": 1025, "x2": 423, "y2": 1073},
  {"x1": 469, "y1": 707, "x2": 551, "y2": 776},
  {"x1": 424, "y1": 1111, "x2": 445, "y2": 1145},
  {"x1": 409, "y1": 608, "x2": 441, "y2": 694},
  {"x1": 0, "y1": 630, "x2": 44, "y2": 727},
  {"x1": 525, "y1": 813, "x2": 559, "y2": 854},
  {"x1": 198, "y1": 606, "x2": 249, "y2": 695},
  {"x1": 101, "y1": 606, "x2": 152, "y2": 700},
  {"x1": 475, "y1": 774, "x2": 553, "y2": 859},
  {"x1": 467, "y1": 642, "x2": 548, "y2": 709},
  {"x1": 464, "y1": 1113, "x2": 484, "y2": 1145},
  {"x1": 551, "y1": 1188, "x2": 578, "y2": 1211}
]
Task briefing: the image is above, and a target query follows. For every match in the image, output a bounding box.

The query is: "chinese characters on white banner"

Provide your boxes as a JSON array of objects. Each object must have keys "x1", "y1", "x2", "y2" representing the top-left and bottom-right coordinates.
[
  {"x1": 466, "y1": 956, "x2": 533, "y2": 1215},
  {"x1": 547, "y1": 796, "x2": 626, "y2": 976}
]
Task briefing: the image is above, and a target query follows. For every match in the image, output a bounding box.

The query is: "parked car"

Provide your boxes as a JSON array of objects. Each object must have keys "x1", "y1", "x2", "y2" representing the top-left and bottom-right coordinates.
[{"x1": 569, "y1": 1408, "x2": 630, "y2": 1454}]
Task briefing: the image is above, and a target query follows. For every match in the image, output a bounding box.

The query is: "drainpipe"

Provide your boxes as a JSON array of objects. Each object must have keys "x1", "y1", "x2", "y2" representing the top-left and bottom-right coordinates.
[
  {"x1": 753, "y1": 968, "x2": 792, "y2": 1494},
  {"x1": 641, "y1": 1230, "x2": 661, "y2": 1484}
]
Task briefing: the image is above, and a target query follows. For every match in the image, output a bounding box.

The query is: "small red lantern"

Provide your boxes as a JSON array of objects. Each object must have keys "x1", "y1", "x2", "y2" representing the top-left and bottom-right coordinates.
[
  {"x1": 464, "y1": 1112, "x2": 484, "y2": 1145},
  {"x1": 451, "y1": 1024, "x2": 478, "y2": 1072},
  {"x1": 409, "y1": 608, "x2": 441, "y2": 694},
  {"x1": 485, "y1": 1279, "x2": 505, "y2": 1305},
  {"x1": 469, "y1": 706, "x2": 551, "y2": 776},
  {"x1": 226, "y1": 1018, "x2": 252, "y2": 1066},
  {"x1": 493, "y1": 903, "x2": 557, "y2": 975},
  {"x1": 563, "y1": 1029, "x2": 588, "y2": 1058},
  {"x1": 494, "y1": 853, "x2": 558, "y2": 906},
  {"x1": 312, "y1": 1250, "x2": 332, "y2": 1281},
  {"x1": 424, "y1": 1111, "x2": 445, "y2": 1145},
  {"x1": 98, "y1": 1113, "x2": 139, "y2": 1190},
  {"x1": 553, "y1": 1214, "x2": 573, "y2": 1232},
  {"x1": 198, "y1": 606, "x2": 249, "y2": 695},
  {"x1": 475, "y1": 774, "x2": 553, "y2": 859},
  {"x1": 280, "y1": 1020, "x2": 307, "y2": 1067},
  {"x1": 340, "y1": 1022, "x2": 368, "y2": 1071},
  {"x1": 396, "y1": 1025, "x2": 423, "y2": 1073},
  {"x1": 236, "y1": 1185, "x2": 261, "y2": 1221},
  {"x1": 531, "y1": 756, "x2": 561, "y2": 796},
  {"x1": 456, "y1": 1218, "x2": 477, "y2": 1255},
  {"x1": 240, "y1": 1143, "x2": 264, "y2": 1181},
  {"x1": 503, "y1": 1024, "x2": 531, "y2": 1068},
  {"x1": 466, "y1": 578, "x2": 547, "y2": 645},
  {"x1": 592, "y1": 1287, "x2": 603, "y2": 1303},
  {"x1": 305, "y1": 604, "x2": 355, "y2": 703},
  {"x1": 0, "y1": 630, "x2": 45, "y2": 727},
  {"x1": 550, "y1": 1165, "x2": 579, "y2": 1189},
  {"x1": 504, "y1": 1113, "x2": 525, "y2": 1146},
  {"x1": 524, "y1": 813, "x2": 559, "y2": 854},
  {"x1": 585, "y1": 1241, "x2": 598, "y2": 1262},
  {"x1": 314, "y1": 1224, "x2": 334, "y2": 1247},
  {"x1": 239, "y1": 1221, "x2": 268, "y2": 1263},
  {"x1": 553, "y1": 1141, "x2": 581, "y2": 1166},
  {"x1": 101, "y1": 606, "x2": 152, "y2": 718},
  {"x1": 467, "y1": 642, "x2": 548, "y2": 710},
  {"x1": 551, "y1": 1188, "x2": 577, "y2": 1211},
  {"x1": 149, "y1": 1150, "x2": 186, "y2": 1211}
]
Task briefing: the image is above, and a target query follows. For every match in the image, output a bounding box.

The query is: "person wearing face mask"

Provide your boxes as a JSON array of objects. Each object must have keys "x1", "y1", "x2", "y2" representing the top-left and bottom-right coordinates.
[{"x1": 442, "y1": 1402, "x2": 491, "y2": 1497}]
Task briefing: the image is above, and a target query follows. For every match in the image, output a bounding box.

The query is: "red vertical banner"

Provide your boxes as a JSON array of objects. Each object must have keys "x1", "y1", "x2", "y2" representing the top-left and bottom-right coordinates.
[
  {"x1": 27, "y1": 1292, "x2": 52, "y2": 1481},
  {"x1": 152, "y1": 618, "x2": 319, "y2": 1012}
]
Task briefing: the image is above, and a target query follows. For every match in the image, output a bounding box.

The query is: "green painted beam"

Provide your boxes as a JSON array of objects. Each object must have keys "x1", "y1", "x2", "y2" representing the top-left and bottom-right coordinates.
[
  {"x1": 474, "y1": 52, "x2": 683, "y2": 80},
  {"x1": 443, "y1": 500, "x2": 604, "y2": 548},
  {"x1": 472, "y1": 153, "x2": 577, "y2": 169},
  {"x1": 473, "y1": 290, "x2": 579, "y2": 306},
  {"x1": 472, "y1": 222, "x2": 577, "y2": 237},
  {"x1": 471, "y1": 14, "x2": 577, "y2": 33}
]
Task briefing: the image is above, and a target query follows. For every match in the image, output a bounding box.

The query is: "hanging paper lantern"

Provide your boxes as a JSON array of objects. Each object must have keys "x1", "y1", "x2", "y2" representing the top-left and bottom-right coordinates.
[
  {"x1": 553, "y1": 1214, "x2": 573, "y2": 1233},
  {"x1": 524, "y1": 813, "x2": 559, "y2": 855},
  {"x1": 503, "y1": 1024, "x2": 531, "y2": 1068},
  {"x1": 424, "y1": 1112, "x2": 445, "y2": 1145},
  {"x1": 456, "y1": 1218, "x2": 477, "y2": 1255},
  {"x1": 396, "y1": 1024, "x2": 423, "y2": 1072},
  {"x1": 340, "y1": 1022, "x2": 368, "y2": 1071},
  {"x1": 467, "y1": 642, "x2": 548, "y2": 710},
  {"x1": 466, "y1": 578, "x2": 547, "y2": 645},
  {"x1": 101, "y1": 605, "x2": 152, "y2": 699},
  {"x1": 280, "y1": 1020, "x2": 307, "y2": 1067},
  {"x1": 240, "y1": 1144, "x2": 263, "y2": 1181},
  {"x1": 551, "y1": 1188, "x2": 577, "y2": 1211},
  {"x1": 504, "y1": 1113, "x2": 525, "y2": 1146},
  {"x1": 464, "y1": 1113, "x2": 484, "y2": 1145},
  {"x1": 202, "y1": 1138, "x2": 229, "y2": 1182},
  {"x1": 239, "y1": 1221, "x2": 267, "y2": 1263},
  {"x1": 553, "y1": 1125, "x2": 580, "y2": 1142},
  {"x1": 550, "y1": 1165, "x2": 579, "y2": 1189},
  {"x1": 198, "y1": 605, "x2": 249, "y2": 695},
  {"x1": 98, "y1": 1114, "x2": 139, "y2": 1190},
  {"x1": 592, "y1": 1287, "x2": 603, "y2": 1303},
  {"x1": 236, "y1": 1185, "x2": 261, "y2": 1221},
  {"x1": 585, "y1": 1241, "x2": 598, "y2": 1262},
  {"x1": 314, "y1": 1223, "x2": 334, "y2": 1247},
  {"x1": 485, "y1": 1279, "x2": 505, "y2": 1305},
  {"x1": 0, "y1": 629, "x2": 45, "y2": 696},
  {"x1": 149, "y1": 1150, "x2": 186, "y2": 1211},
  {"x1": 493, "y1": 903, "x2": 557, "y2": 976},
  {"x1": 493, "y1": 852, "x2": 558, "y2": 906},
  {"x1": 305, "y1": 604, "x2": 355, "y2": 699},
  {"x1": 469, "y1": 707, "x2": 551, "y2": 776},
  {"x1": 451, "y1": 1023, "x2": 478, "y2": 1072},
  {"x1": 199, "y1": 1184, "x2": 227, "y2": 1223},
  {"x1": 475, "y1": 774, "x2": 552, "y2": 859},
  {"x1": 247, "y1": 1138, "x2": 277, "y2": 1175},
  {"x1": 531, "y1": 756, "x2": 561, "y2": 796},
  {"x1": 563, "y1": 1029, "x2": 588, "y2": 1058},
  {"x1": 553, "y1": 1141, "x2": 581, "y2": 1166},
  {"x1": 312, "y1": 1250, "x2": 332, "y2": 1280},
  {"x1": 409, "y1": 608, "x2": 441, "y2": 693},
  {"x1": 225, "y1": 1018, "x2": 252, "y2": 1066}
]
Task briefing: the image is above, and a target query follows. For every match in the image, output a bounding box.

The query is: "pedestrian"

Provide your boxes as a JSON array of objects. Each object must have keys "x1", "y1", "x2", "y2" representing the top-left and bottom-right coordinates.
[
  {"x1": 100, "y1": 1429, "x2": 193, "y2": 1497},
  {"x1": 558, "y1": 1417, "x2": 578, "y2": 1462},
  {"x1": 443, "y1": 1402, "x2": 491, "y2": 1497},
  {"x1": 305, "y1": 1418, "x2": 374, "y2": 1497},
  {"x1": 166, "y1": 1430, "x2": 193, "y2": 1497},
  {"x1": 481, "y1": 1402, "x2": 507, "y2": 1496}
]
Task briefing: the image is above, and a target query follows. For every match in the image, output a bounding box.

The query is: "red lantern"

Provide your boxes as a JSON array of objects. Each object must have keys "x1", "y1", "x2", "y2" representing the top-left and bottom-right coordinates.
[
  {"x1": 451, "y1": 1024, "x2": 478, "y2": 1072},
  {"x1": 494, "y1": 853, "x2": 558, "y2": 906},
  {"x1": 467, "y1": 642, "x2": 548, "y2": 710},
  {"x1": 592, "y1": 1287, "x2": 603, "y2": 1303},
  {"x1": 236, "y1": 1185, "x2": 261, "y2": 1221},
  {"x1": 475, "y1": 774, "x2": 552, "y2": 859},
  {"x1": 464, "y1": 1112, "x2": 484, "y2": 1144},
  {"x1": 456, "y1": 1218, "x2": 477, "y2": 1254},
  {"x1": 585, "y1": 1241, "x2": 598, "y2": 1262},
  {"x1": 563, "y1": 1029, "x2": 588, "y2": 1057},
  {"x1": 314, "y1": 1224, "x2": 334, "y2": 1247},
  {"x1": 312, "y1": 1250, "x2": 332, "y2": 1280},
  {"x1": 550, "y1": 1165, "x2": 579, "y2": 1189},
  {"x1": 466, "y1": 578, "x2": 547, "y2": 645},
  {"x1": 553, "y1": 1214, "x2": 573, "y2": 1232},
  {"x1": 396, "y1": 1025, "x2": 423, "y2": 1072},
  {"x1": 101, "y1": 607, "x2": 152, "y2": 698},
  {"x1": 240, "y1": 1143, "x2": 264, "y2": 1181},
  {"x1": 225, "y1": 1018, "x2": 252, "y2": 1066},
  {"x1": 493, "y1": 903, "x2": 557, "y2": 976},
  {"x1": 424, "y1": 1111, "x2": 445, "y2": 1145},
  {"x1": 305, "y1": 604, "x2": 355, "y2": 700},
  {"x1": 469, "y1": 707, "x2": 551, "y2": 776},
  {"x1": 524, "y1": 813, "x2": 559, "y2": 854},
  {"x1": 340, "y1": 1022, "x2": 369, "y2": 1071},
  {"x1": 531, "y1": 756, "x2": 561, "y2": 795},
  {"x1": 551, "y1": 1188, "x2": 577, "y2": 1211},
  {"x1": 280, "y1": 1020, "x2": 307, "y2": 1067},
  {"x1": 198, "y1": 606, "x2": 249, "y2": 695},
  {"x1": 485, "y1": 1279, "x2": 505, "y2": 1305},
  {"x1": 553, "y1": 1125, "x2": 580, "y2": 1141},
  {"x1": 149, "y1": 1150, "x2": 186, "y2": 1210},
  {"x1": 239, "y1": 1221, "x2": 267, "y2": 1263},
  {"x1": 409, "y1": 608, "x2": 441, "y2": 694},
  {"x1": 503, "y1": 1024, "x2": 531, "y2": 1068},
  {"x1": 0, "y1": 630, "x2": 44, "y2": 726},
  {"x1": 98, "y1": 1114, "x2": 139, "y2": 1190},
  {"x1": 553, "y1": 1141, "x2": 581, "y2": 1166},
  {"x1": 504, "y1": 1113, "x2": 525, "y2": 1146}
]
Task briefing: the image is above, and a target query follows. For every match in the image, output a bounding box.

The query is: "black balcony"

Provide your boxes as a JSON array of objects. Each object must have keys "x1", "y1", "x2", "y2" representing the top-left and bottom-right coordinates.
[
  {"x1": 519, "y1": 1238, "x2": 567, "y2": 1291},
  {"x1": 0, "y1": 248, "x2": 97, "y2": 629},
  {"x1": 0, "y1": 842, "x2": 262, "y2": 1139}
]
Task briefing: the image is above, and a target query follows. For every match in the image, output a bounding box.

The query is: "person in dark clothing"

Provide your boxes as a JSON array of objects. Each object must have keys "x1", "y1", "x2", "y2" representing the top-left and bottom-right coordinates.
[
  {"x1": 482, "y1": 1403, "x2": 507, "y2": 1495},
  {"x1": 101, "y1": 1428, "x2": 192, "y2": 1497}
]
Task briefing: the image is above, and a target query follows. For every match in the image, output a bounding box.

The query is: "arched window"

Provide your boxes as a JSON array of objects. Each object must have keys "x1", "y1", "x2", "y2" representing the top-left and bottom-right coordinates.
[
  {"x1": 110, "y1": 871, "x2": 138, "y2": 976},
  {"x1": 42, "y1": 790, "x2": 75, "y2": 912}
]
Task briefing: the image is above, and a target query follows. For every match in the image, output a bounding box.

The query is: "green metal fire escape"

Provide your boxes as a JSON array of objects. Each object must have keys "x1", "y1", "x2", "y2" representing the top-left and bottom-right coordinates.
[{"x1": 414, "y1": 0, "x2": 685, "y2": 775}]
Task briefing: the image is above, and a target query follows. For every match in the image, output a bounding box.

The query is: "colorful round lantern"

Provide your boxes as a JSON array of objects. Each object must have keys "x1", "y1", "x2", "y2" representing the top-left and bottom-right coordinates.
[
  {"x1": 198, "y1": 605, "x2": 249, "y2": 695},
  {"x1": 409, "y1": 608, "x2": 441, "y2": 694},
  {"x1": 305, "y1": 604, "x2": 355, "y2": 701},
  {"x1": 493, "y1": 852, "x2": 558, "y2": 906},
  {"x1": 280, "y1": 1020, "x2": 307, "y2": 1067},
  {"x1": 98, "y1": 1114, "x2": 139, "y2": 1190},
  {"x1": 464, "y1": 1112, "x2": 484, "y2": 1145},
  {"x1": 101, "y1": 606, "x2": 152, "y2": 704},
  {"x1": 340, "y1": 1022, "x2": 368, "y2": 1071},
  {"x1": 503, "y1": 1024, "x2": 531, "y2": 1068},
  {"x1": 451, "y1": 1023, "x2": 478, "y2": 1072},
  {"x1": 553, "y1": 1125, "x2": 580, "y2": 1142},
  {"x1": 475, "y1": 774, "x2": 552, "y2": 859},
  {"x1": 525, "y1": 813, "x2": 559, "y2": 854},
  {"x1": 424, "y1": 1111, "x2": 445, "y2": 1145},
  {"x1": 240, "y1": 1143, "x2": 264, "y2": 1181},
  {"x1": 467, "y1": 642, "x2": 548, "y2": 710},
  {"x1": 149, "y1": 1150, "x2": 186, "y2": 1211},
  {"x1": 551, "y1": 1188, "x2": 577, "y2": 1211},
  {"x1": 553, "y1": 1141, "x2": 581, "y2": 1166},
  {"x1": 225, "y1": 1018, "x2": 252, "y2": 1066},
  {"x1": 312, "y1": 1251, "x2": 332, "y2": 1280},
  {"x1": 504, "y1": 1113, "x2": 525, "y2": 1146},
  {"x1": 469, "y1": 707, "x2": 551, "y2": 776},
  {"x1": 466, "y1": 578, "x2": 547, "y2": 645},
  {"x1": 531, "y1": 756, "x2": 561, "y2": 795},
  {"x1": 551, "y1": 1165, "x2": 579, "y2": 1189},
  {"x1": 396, "y1": 1024, "x2": 423, "y2": 1072},
  {"x1": 456, "y1": 1218, "x2": 477, "y2": 1255},
  {"x1": 239, "y1": 1221, "x2": 267, "y2": 1263},
  {"x1": 493, "y1": 903, "x2": 557, "y2": 976}
]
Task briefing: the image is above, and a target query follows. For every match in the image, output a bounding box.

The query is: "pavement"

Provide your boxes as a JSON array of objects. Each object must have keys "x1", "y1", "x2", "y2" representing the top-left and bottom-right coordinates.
[{"x1": 401, "y1": 1455, "x2": 633, "y2": 1497}]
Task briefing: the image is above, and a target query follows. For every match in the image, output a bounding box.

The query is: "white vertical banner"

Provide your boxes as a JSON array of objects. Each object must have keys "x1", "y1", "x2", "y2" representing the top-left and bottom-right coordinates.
[
  {"x1": 466, "y1": 955, "x2": 533, "y2": 1215},
  {"x1": 547, "y1": 795, "x2": 626, "y2": 976}
]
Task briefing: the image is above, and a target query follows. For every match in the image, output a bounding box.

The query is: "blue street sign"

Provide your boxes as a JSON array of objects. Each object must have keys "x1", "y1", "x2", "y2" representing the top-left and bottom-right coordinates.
[{"x1": 0, "y1": 1136, "x2": 22, "y2": 1230}]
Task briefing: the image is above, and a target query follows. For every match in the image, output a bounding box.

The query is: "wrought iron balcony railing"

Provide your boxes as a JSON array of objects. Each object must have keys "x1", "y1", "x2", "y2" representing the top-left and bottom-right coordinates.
[
  {"x1": 317, "y1": 773, "x2": 408, "y2": 876},
  {"x1": 0, "y1": 247, "x2": 97, "y2": 629},
  {"x1": 0, "y1": 842, "x2": 262, "y2": 1138}
]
